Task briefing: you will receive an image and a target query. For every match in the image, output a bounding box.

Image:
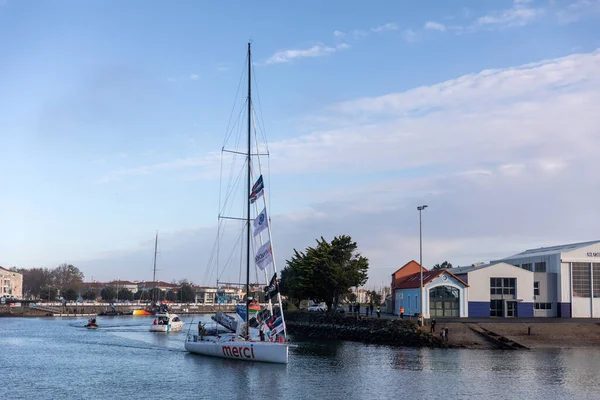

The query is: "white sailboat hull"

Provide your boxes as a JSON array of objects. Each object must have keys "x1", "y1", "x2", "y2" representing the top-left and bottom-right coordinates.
[
  {"x1": 185, "y1": 335, "x2": 289, "y2": 364},
  {"x1": 150, "y1": 313, "x2": 185, "y2": 332},
  {"x1": 150, "y1": 321, "x2": 184, "y2": 332}
]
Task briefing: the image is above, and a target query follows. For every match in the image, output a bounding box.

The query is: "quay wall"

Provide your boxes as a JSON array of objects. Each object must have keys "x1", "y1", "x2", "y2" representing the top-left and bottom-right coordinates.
[{"x1": 284, "y1": 311, "x2": 445, "y2": 348}]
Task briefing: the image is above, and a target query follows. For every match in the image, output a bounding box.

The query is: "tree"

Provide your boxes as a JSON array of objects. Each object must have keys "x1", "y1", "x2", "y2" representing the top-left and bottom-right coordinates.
[
  {"x1": 165, "y1": 290, "x2": 178, "y2": 302},
  {"x1": 150, "y1": 288, "x2": 165, "y2": 302},
  {"x1": 100, "y1": 287, "x2": 117, "y2": 302},
  {"x1": 367, "y1": 290, "x2": 382, "y2": 305},
  {"x1": 117, "y1": 288, "x2": 134, "y2": 301},
  {"x1": 134, "y1": 290, "x2": 146, "y2": 301},
  {"x1": 63, "y1": 288, "x2": 78, "y2": 301},
  {"x1": 52, "y1": 264, "x2": 84, "y2": 292},
  {"x1": 280, "y1": 235, "x2": 369, "y2": 313},
  {"x1": 179, "y1": 281, "x2": 196, "y2": 303},
  {"x1": 82, "y1": 290, "x2": 97, "y2": 301},
  {"x1": 39, "y1": 286, "x2": 58, "y2": 301},
  {"x1": 432, "y1": 261, "x2": 453, "y2": 271},
  {"x1": 19, "y1": 267, "x2": 54, "y2": 298}
]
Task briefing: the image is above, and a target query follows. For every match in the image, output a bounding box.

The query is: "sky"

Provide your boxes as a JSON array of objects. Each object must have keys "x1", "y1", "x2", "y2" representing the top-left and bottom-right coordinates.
[{"x1": 1, "y1": 0, "x2": 599, "y2": 289}]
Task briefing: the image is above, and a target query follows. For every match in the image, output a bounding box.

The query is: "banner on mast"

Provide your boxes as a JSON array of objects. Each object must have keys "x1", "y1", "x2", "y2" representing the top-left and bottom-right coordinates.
[
  {"x1": 253, "y1": 208, "x2": 269, "y2": 237},
  {"x1": 249, "y1": 175, "x2": 264, "y2": 204},
  {"x1": 255, "y1": 240, "x2": 273, "y2": 270},
  {"x1": 264, "y1": 273, "x2": 279, "y2": 301}
]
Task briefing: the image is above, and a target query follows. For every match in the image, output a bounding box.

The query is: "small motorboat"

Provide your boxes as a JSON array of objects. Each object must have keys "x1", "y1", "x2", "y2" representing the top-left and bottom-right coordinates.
[
  {"x1": 149, "y1": 313, "x2": 184, "y2": 333},
  {"x1": 85, "y1": 318, "x2": 98, "y2": 329}
]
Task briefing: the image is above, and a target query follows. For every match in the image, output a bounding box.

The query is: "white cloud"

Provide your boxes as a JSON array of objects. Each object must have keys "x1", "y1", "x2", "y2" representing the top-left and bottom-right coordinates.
[
  {"x1": 95, "y1": 51, "x2": 600, "y2": 287},
  {"x1": 424, "y1": 21, "x2": 447, "y2": 31},
  {"x1": 189, "y1": 74, "x2": 199, "y2": 80},
  {"x1": 371, "y1": 23, "x2": 399, "y2": 33},
  {"x1": 263, "y1": 44, "x2": 337, "y2": 65},
  {"x1": 268, "y1": 22, "x2": 398, "y2": 66},
  {"x1": 556, "y1": 0, "x2": 600, "y2": 23},
  {"x1": 111, "y1": 50, "x2": 600, "y2": 183},
  {"x1": 476, "y1": 1, "x2": 543, "y2": 28}
]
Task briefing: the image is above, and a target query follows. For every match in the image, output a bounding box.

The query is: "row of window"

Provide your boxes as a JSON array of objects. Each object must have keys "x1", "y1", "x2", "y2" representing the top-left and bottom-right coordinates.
[
  {"x1": 490, "y1": 278, "x2": 516, "y2": 295},
  {"x1": 520, "y1": 262, "x2": 547, "y2": 272},
  {"x1": 534, "y1": 302, "x2": 552, "y2": 310},
  {"x1": 572, "y1": 263, "x2": 600, "y2": 298}
]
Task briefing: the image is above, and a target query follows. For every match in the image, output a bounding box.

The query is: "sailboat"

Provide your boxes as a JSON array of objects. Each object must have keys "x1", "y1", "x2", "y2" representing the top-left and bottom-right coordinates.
[
  {"x1": 185, "y1": 42, "x2": 290, "y2": 364},
  {"x1": 133, "y1": 231, "x2": 162, "y2": 316}
]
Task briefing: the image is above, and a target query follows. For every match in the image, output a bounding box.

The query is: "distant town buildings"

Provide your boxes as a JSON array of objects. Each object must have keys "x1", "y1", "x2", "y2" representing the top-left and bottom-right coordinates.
[
  {"x1": 79, "y1": 280, "x2": 243, "y2": 304},
  {"x1": 0, "y1": 267, "x2": 22, "y2": 299}
]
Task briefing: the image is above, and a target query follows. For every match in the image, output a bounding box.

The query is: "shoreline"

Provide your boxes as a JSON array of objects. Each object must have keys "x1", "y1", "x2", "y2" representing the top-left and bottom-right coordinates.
[{"x1": 285, "y1": 311, "x2": 600, "y2": 350}]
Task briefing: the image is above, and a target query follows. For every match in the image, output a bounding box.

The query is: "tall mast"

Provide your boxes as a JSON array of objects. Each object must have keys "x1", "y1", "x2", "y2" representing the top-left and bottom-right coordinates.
[
  {"x1": 245, "y1": 42, "x2": 252, "y2": 339},
  {"x1": 153, "y1": 230, "x2": 158, "y2": 303}
]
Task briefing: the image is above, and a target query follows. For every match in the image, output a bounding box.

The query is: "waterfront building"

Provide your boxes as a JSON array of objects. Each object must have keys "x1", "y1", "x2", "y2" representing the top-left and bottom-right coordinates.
[
  {"x1": 137, "y1": 280, "x2": 178, "y2": 294},
  {"x1": 193, "y1": 286, "x2": 217, "y2": 304},
  {"x1": 0, "y1": 267, "x2": 22, "y2": 299},
  {"x1": 351, "y1": 287, "x2": 368, "y2": 304},
  {"x1": 106, "y1": 280, "x2": 138, "y2": 293},
  {"x1": 449, "y1": 263, "x2": 535, "y2": 318},
  {"x1": 391, "y1": 261, "x2": 469, "y2": 318},
  {"x1": 390, "y1": 240, "x2": 600, "y2": 319},
  {"x1": 493, "y1": 240, "x2": 600, "y2": 318}
]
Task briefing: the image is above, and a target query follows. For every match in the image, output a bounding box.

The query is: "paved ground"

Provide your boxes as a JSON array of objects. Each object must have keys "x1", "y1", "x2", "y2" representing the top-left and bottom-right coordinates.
[{"x1": 351, "y1": 312, "x2": 600, "y2": 348}]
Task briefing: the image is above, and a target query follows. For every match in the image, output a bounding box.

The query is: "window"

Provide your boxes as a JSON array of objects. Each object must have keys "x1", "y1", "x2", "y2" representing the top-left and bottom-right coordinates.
[
  {"x1": 572, "y1": 263, "x2": 591, "y2": 298},
  {"x1": 522, "y1": 263, "x2": 532, "y2": 271},
  {"x1": 534, "y1": 281, "x2": 540, "y2": 296},
  {"x1": 594, "y1": 264, "x2": 600, "y2": 298},
  {"x1": 535, "y1": 262, "x2": 547, "y2": 273},
  {"x1": 534, "y1": 303, "x2": 552, "y2": 310},
  {"x1": 490, "y1": 278, "x2": 516, "y2": 295},
  {"x1": 490, "y1": 299, "x2": 503, "y2": 317},
  {"x1": 429, "y1": 286, "x2": 460, "y2": 317}
]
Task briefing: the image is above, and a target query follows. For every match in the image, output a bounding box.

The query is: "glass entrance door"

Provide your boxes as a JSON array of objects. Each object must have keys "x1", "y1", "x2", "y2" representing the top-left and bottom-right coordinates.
[{"x1": 506, "y1": 301, "x2": 517, "y2": 317}]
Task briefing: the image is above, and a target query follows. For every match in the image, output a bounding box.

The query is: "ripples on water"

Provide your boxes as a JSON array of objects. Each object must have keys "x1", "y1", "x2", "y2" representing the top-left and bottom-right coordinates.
[{"x1": 1, "y1": 316, "x2": 600, "y2": 400}]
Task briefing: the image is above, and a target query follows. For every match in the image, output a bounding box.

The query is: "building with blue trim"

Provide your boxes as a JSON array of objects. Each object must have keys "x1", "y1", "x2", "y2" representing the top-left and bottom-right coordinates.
[
  {"x1": 390, "y1": 240, "x2": 600, "y2": 319},
  {"x1": 493, "y1": 240, "x2": 600, "y2": 318},
  {"x1": 391, "y1": 261, "x2": 469, "y2": 318},
  {"x1": 450, "y1": 263, "x2": 535, "y2": 318}
]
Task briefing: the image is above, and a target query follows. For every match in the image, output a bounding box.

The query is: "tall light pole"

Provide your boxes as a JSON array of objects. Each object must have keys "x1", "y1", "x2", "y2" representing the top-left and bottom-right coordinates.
[{"x1": 417, "y1": 205, "x2": 428, "y2": 320}]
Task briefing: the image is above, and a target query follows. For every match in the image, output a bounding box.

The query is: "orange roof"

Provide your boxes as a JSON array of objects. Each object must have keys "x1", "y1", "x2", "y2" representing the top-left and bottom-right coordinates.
[
  {"x1": 393, "y1": 270, "x2": 469, "y2": 289},
  {"x1": 391, "y1": 260, "x2": 428, "y2": 289}
]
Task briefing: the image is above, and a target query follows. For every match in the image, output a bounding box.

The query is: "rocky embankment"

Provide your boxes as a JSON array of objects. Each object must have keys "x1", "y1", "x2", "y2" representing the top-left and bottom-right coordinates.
[{"x1": 285, "y1": 311, "x2": 446, "y2": 348}]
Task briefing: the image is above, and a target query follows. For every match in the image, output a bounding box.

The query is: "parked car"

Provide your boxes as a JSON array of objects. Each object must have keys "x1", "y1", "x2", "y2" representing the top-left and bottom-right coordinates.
[
  {"x1": 307, "y1": 302, "x2": 327, "y2": 312},
  {"x1": 336, "y1": 304, "x2": 345, "y2": 313}
]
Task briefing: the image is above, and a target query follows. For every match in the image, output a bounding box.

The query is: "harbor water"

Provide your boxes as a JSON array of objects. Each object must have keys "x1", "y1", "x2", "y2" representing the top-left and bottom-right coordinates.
[{"x1": 1, "y1": 316, "x2": 600, "y2": 399}]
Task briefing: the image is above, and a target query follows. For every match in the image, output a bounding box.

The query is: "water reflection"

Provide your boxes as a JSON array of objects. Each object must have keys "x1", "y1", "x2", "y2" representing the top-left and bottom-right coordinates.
[{"x1": 1, "y1": 317, "x2": 600, "y2": 400}]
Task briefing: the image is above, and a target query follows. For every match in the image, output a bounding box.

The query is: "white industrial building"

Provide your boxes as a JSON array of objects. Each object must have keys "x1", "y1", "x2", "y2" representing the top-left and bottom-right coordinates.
[
  {"x1": 493, "y1": 240, "x2": 600, "y2": 318},
  {"x1": 450, "y1": 263, "x2": 535, "y2": 318}
]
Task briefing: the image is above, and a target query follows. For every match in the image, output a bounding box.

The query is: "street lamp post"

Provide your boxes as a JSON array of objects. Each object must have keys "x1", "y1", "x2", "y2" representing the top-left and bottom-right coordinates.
[{"x1": 417, "y1": 205, "x2": 428, "y2": 321}]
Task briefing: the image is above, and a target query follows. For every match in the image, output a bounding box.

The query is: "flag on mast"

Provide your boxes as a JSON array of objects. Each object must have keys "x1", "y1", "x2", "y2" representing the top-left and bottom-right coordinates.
[
  {"x1": 253, "y1": 208, "x2": 269, "y2": 237},
  {"x1": 249, "y1": 175, "x2": 264, "y2": 204},
  {"x1": 264, "y1": 273, "x2": 279, "y2": 301},
  {"x1": 255, "y1": 240, "x2": 273, "y2": 270}
]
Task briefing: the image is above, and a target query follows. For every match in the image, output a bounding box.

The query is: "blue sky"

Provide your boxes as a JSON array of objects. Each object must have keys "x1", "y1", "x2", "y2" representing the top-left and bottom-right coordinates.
[{"x1": 1, "y1": 0, "x2": 599, "y2": 288}]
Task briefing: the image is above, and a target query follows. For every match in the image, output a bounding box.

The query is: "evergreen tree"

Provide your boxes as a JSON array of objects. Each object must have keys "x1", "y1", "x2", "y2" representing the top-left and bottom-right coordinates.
[{"x1": 280, "y1": 235, "x2": 368, "y2": 312}]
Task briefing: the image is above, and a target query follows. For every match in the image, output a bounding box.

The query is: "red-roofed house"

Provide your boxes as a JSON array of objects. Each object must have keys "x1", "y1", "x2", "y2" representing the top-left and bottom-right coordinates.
[{"x1": 391, "y1": 261, "x2": 469, "y2": 318}]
